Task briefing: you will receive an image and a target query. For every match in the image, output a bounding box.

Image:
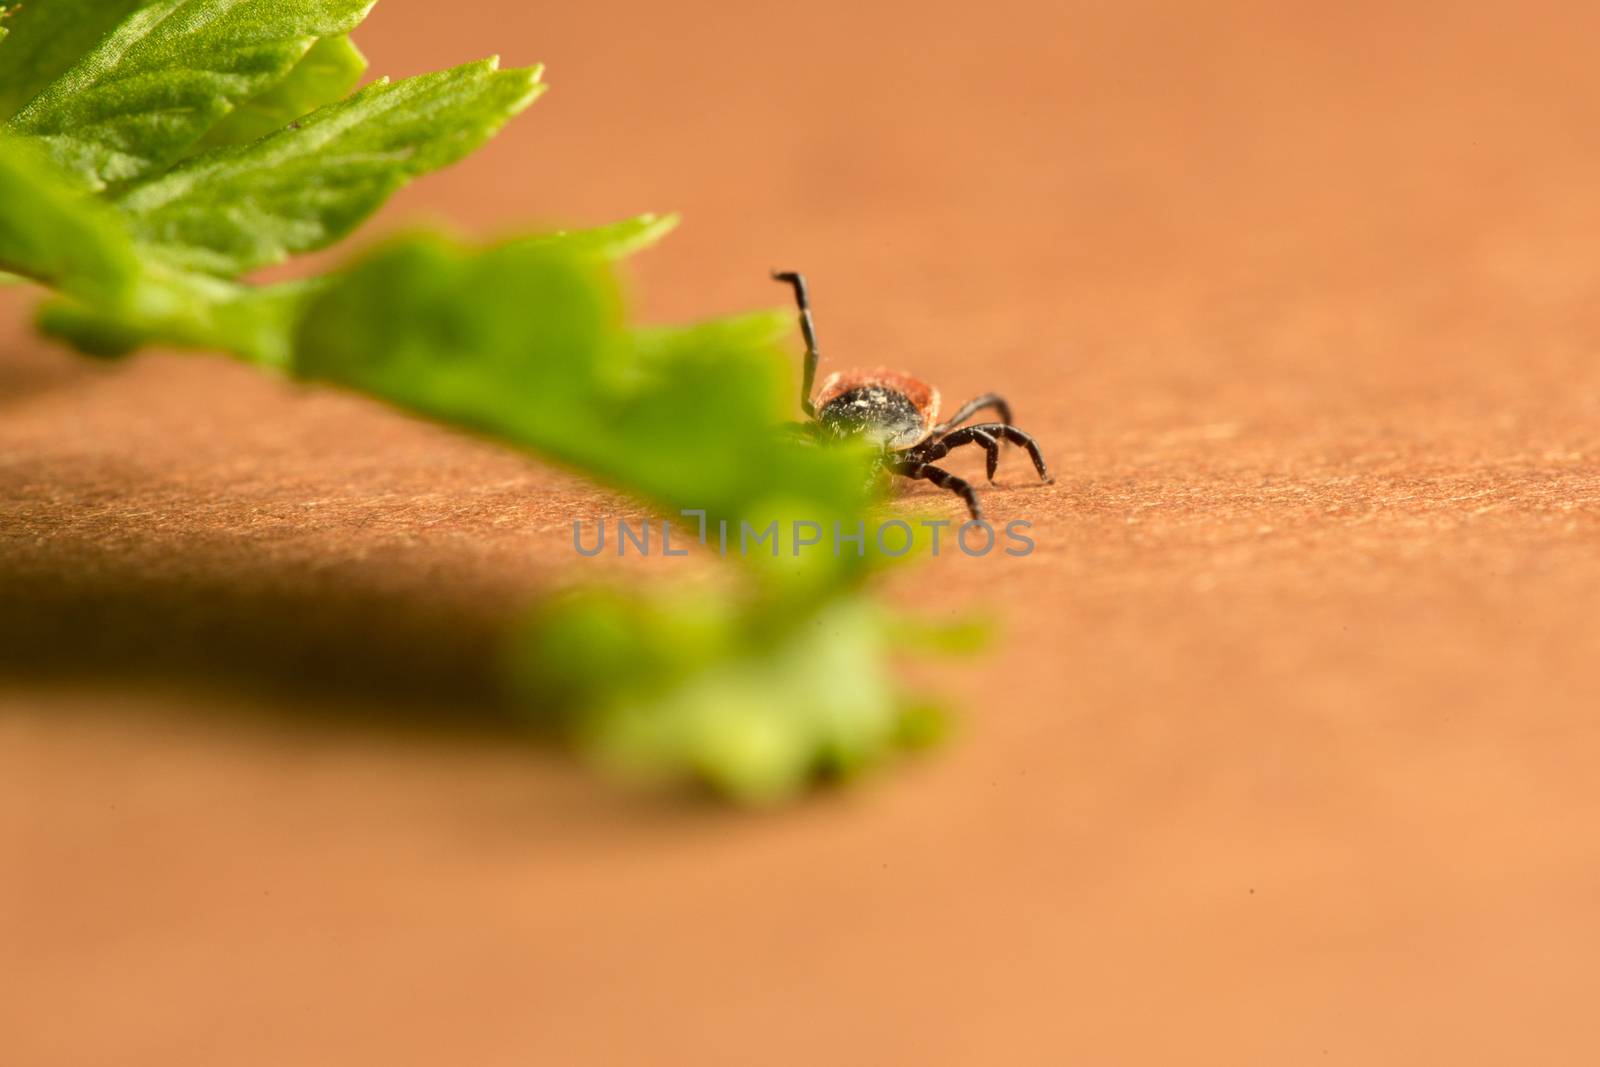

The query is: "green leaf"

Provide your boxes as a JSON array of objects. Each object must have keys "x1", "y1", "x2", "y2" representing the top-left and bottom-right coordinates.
[
  {"x1": 3, "y1": 0, "x2": 375, "y2": 190},
  {"x1": 34, "y1": 298, "x2": 148, "y2": 358},
  {"x1": 21, "y1": 219, "x2": 660, "y2": 372},
  {"x1": 519, "y1": 213, "x2": 681, "y2": 260},
  {"x1": 39, "y1": 270, "x2": 318, "y2": 367},
  {"x1": 293, "y1": 232, "x2": 627, "y2": 442},
  {"x1": 511, "y1": 590, "x2": 940, "y2": 804},
  {"x1": 198, "y1": 33, "x2": 366, "y2": 149},
  {"x1": 114, "y1": 59, "x2": 545, "y2": 275},
  {"x1": 882, "y1": 611, "x2": 996, "y2": 655},
  {"x1": 0, "y1": 0, "x2": 148, "y2": 121},
  {"x1": 0, "y1": 131, "x2": 312, "y2": 363},
  {"x1": 292, "y1": 233, "x2": 879, "y2": 544},
  {"x1": 0, "y1": 134, "x2": 139, "y2": 303}
]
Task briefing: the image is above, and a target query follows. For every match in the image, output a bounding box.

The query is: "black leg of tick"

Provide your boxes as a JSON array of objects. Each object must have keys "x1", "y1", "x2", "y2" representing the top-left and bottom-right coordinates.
[
  {"x1": 921, "y1": 423, "x2": 1053, "y2": 483},
  {"x1": 892, "y1": 460, "x2": 982, "y2": 520},
  {"x1": 913, "y1": 426, "x2": 1002, "y2": 480},
  {"x1": 931, "y1": 392, "x2": 1013, "y2": 435},
  {"x1": 772, "y1": 270, "x2": 819, "y2": 417}
]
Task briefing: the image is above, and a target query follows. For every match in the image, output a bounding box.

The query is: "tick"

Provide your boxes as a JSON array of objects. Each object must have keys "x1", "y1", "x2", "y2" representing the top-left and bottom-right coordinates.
[{"x1": 773, "y1": 270, "x2": 1053, "y2": 521}]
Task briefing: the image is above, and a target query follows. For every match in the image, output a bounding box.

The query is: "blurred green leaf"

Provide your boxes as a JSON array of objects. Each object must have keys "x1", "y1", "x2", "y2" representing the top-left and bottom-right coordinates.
[
  {"x1": 292, "y1": 234, "x2": 885, "y2": 586},
  {"x1": 293, "y1": 233, "x2": 623, "y2": 426},
  {"x1": 511, "y1": 589, "x2": 939, "y2": 804},
  {"x1": 0, "y1": 134, "x2": 139, "y2": 303},
  {"x1": 39, "y1": 269, "x2": 318, "y2": 366},
  {"x1": 3, "y1": 0, "x2": 374, "y2": 190},
  {"x1": 882, "y1": 610, "x2": 996, "y2": 655}
]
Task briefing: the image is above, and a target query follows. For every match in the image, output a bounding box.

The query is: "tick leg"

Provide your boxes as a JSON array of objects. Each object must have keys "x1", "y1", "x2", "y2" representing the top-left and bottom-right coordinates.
[
  {"x1": 941, "y1": 423, "x2": 1053, "y2": 483},
  {"x1": 892, "y1": 460, "x2": 983, "y2": 520},
  {"x1": 915, "y1": 427, "x2": 1003, "y2": 481},
  {"x1": 771, "y1": 271, "x2": 820, "y2": 417},
  {"x1": 932, "y1": 392, "x2": 1013, "y2": 435}
]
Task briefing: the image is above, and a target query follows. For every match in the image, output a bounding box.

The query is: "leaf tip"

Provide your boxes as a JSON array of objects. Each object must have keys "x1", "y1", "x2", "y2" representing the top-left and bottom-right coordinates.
[{"x1": 636, "y1": 212, "x2": 682, "y2": 246}]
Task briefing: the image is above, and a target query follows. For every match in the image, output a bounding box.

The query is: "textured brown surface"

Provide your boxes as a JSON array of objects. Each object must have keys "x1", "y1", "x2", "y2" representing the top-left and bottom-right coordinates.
[{"x1": 6, "y1": 1, "x2": 1600, "y2": 1063}]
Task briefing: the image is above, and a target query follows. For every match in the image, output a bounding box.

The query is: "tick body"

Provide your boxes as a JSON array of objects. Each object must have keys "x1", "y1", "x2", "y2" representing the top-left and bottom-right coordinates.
[
  {"x1": 814, "y1": 368, "x2": 938, "y2": 449},
  {"x1": 772, "y1": 270, "x2": 1053, "y2": 520}
]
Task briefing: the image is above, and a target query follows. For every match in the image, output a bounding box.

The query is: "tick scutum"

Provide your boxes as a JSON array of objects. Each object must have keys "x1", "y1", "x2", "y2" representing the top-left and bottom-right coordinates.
[{"x1": 817, "y1": 384, "x2": 929, "y2": 449}]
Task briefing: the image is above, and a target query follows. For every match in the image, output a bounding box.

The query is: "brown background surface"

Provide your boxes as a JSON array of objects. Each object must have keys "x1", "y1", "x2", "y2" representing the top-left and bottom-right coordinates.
[{"x1": 5, "y1": 1, "x2": 1600, "y2": 1063}]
